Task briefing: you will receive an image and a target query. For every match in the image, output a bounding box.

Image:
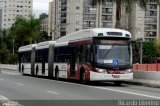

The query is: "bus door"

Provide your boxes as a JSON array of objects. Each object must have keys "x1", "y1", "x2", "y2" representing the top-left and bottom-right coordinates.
[
  {"x1": 70, "y1": 47, "x2": 76, "y2": 77},
  {"x1": 42, "y1": 49, "x2": 49, "y2": 75},
  {"x1": 18, "y1": 53, "x2": 22, "y2": 72}
]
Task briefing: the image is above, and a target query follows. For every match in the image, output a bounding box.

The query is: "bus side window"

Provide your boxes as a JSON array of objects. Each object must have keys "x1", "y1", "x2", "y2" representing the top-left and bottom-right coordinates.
[
  {"x1": 75, "y1": 45, "x2": 83, "y2": 63},
  {"x1": 86, "y1": 45, "x2": 91, "y2": 63}
]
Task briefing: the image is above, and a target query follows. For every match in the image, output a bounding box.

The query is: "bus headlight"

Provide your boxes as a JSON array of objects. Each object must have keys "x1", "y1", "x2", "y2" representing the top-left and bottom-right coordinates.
[
  {"x1": 96, "y1": 68, "x2": 106, "y2": 73},
  {"x1": 126, "y1": 69, "x2": 132, "y2": 73}
]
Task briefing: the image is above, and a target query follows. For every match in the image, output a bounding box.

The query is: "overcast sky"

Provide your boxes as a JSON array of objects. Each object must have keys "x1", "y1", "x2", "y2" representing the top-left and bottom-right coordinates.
[{"x1": 33, "y1": 0, "x2": 52, "y2": 17}]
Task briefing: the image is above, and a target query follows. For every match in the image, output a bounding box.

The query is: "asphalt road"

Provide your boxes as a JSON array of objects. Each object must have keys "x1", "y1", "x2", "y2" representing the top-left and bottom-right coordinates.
[{"x1": 0, "y1": 69, "x2": 160, "y2": 106}]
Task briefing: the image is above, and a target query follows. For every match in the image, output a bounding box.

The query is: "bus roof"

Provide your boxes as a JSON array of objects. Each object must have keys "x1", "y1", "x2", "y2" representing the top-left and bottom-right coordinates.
[
  {"x1": 36, "y1": 41, "x2": 56, "y2": 50},
  {"x1": 56, "y1": 28, "x2": 131, "y2": 43},
  {"x1": 18, "y1": 44, "x2": 37, "y2": 52}
]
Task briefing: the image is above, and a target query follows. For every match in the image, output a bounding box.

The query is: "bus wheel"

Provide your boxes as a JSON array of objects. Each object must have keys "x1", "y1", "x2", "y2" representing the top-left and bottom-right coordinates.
[
  {"x1": 22, "y1": 65, "x2": 24, "y2": 75},
  {"x1": 114, "y1": 81, "x2": 122, "y2": 86},
  {"x1": 80, "y1": 71, "x2": 87, "y2": 85},
  {"x1": 36, "y1": 66, "x2": 39, "y2": 77},
  {"x1": 55, "y1": 68, "x2": 59, "y2": 80}
]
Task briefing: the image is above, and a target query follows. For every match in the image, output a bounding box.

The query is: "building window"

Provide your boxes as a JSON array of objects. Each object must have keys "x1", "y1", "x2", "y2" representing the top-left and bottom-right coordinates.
[
  {"x1": 76, "y1": 28, "x2": 79, "y2": 31},
  {"x1": 76, "y1": 21, "x2": 79, "y2": 25},
  {"x1": 76, "y1": 6, "x2": 80, "y2": 10}
]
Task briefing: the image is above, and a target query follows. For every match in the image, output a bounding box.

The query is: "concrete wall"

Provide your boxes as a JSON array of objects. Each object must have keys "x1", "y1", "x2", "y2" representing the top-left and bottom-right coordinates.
[{"x1": 134, "y1": 71, "x2": 160, "y2": 81}]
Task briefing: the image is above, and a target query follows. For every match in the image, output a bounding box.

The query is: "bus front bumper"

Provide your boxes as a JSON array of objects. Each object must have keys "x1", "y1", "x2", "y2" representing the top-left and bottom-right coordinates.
[{"x1": 90, "y1": 71, "x2": 133, "y2": 81}]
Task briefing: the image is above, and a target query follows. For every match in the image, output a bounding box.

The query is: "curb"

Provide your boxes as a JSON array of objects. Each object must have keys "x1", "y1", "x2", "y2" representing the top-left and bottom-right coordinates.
[
  {"x1": 122, "y1": 80, "x2": 160, "y2": 88},
  {"x1": 0, "y1": 68, "x2": 17, "y2": 71},
  {"x1": 0, "y1": 96, "x2": 21, "y2": 106},
  {"x1": 0, "y1": 96, "x2": 8, "y2": 106}
]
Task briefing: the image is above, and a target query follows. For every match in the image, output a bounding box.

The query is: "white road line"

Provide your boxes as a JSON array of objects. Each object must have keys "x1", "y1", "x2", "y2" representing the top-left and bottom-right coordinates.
[
  {"x1": 46, "y1": 90, "x2": 59, "y2": 95},
  {"x1": 26, "y1": 76, "x2": 160, "y2": 99},
  {"x1": 16, "y1": 83, "x2": 23, "y2": 86},
  {"x1": 48, "y1": 80, "x2": 160, "y2": 99},
  {"x1": 0, "y1": 79, "x2": 4, "y2": 81},
  {"x1": 93, "y1": 86, "x2": 160, "y2": 99}
]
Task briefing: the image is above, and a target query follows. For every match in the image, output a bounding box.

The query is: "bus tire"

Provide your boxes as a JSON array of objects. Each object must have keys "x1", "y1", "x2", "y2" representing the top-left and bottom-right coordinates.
[
  {"x1": 36, "y1": 65, "x2": 39, "y2": 77},
  {"x1": 55, "y1": 67, "x2": 59, "y2": 80},
  {"x1": 80, "y1": 68, "x2": 87, "y2": 85},
  {"x1": 114, "y1": 81, "x2": 122, "y2": 86},
  {"x1": 22, "y1": 65, "x2": 24, "y2": 74}
]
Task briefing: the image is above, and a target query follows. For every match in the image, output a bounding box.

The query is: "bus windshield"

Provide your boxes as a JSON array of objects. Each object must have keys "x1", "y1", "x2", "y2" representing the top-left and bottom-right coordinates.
[{"x1": 94, "y1": 38, "x2": 131, "y2": 69}]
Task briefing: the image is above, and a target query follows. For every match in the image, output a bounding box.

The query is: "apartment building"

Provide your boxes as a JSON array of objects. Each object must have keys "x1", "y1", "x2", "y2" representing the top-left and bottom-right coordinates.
[
  {"x1": 50, "y1": 0, "x2": 117, "y2": 40},
  {"x1": 0, "y1": 0, "x2": 32, "y2": 29},
  {"x1": 48, "y1": 1, "x2": 53, "y2": 37},
  {"x1": 49, "y1": 0, "x2": 160, "y2": 41},
  {"x1": 0, "y1": 0, "x2": 3, "y2": 28},
  {"x1": 129, "y1": 1, "x2": 160, "y2": 41},
  {"x1": 39, "y1": 13, "x2": 48, "y2": 32}
]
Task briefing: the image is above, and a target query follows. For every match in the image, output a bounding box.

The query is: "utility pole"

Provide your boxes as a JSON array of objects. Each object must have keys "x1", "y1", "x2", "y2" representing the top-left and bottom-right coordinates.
[{"x1": 140, "y1": 41, "x2": 143, "y2": 64}]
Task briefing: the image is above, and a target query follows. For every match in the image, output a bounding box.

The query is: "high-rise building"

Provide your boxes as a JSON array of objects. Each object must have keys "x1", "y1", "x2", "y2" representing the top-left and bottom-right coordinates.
[
  {"x1": 129, "y1": 1, "x2": 160, "y2": 41},
  {"x1": 0, "y1": 0, "x2": 32, "y2": 29},
  {"x1": 39, "y1": 13, "x2": 48, "y2": 32},
  {"x1": 0, "y1": 0, "x2": 4, "y2": 28},
  {"x1": 48, "y1": 1, "x2": 53, "y2": 37},
  {"x1": 50, "y1": 0, "x2": 160, "y2": 41},
  {"x1": 50, "y1": 0, "x2": 117, "y2": 40}
]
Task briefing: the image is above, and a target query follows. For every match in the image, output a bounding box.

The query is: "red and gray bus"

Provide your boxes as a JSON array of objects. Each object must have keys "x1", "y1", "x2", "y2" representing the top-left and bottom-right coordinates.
[{"x1": 18, "y1": 28, "x2": 133, "y2": 85}]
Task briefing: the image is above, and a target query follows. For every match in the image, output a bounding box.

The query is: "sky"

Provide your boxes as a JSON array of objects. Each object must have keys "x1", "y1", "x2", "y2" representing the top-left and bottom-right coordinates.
[{"x1": 33, "y1": 0, "x2": 52, "y2": 17}]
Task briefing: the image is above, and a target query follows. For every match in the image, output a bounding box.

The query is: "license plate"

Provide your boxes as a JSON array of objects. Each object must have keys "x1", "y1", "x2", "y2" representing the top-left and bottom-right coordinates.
[{"x1": 112, "y1": 75, "x2": 120, "y2": 78}]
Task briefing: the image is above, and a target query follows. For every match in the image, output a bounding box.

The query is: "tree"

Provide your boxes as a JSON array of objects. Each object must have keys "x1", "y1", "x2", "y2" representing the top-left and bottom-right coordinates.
[
  {"x1": 91, "y1": 0, "x2": 160, "y2": 28},
  {"x1": 10, "y1": 15, "x2": 41, "y2": 45},
  {"x1": 154, "y1": 38, "x2": 160, "y2": 56},
  {"x1": 0, "y1": 29, "x2": 16, "y2": 64},
  {"x1": 142, "y1": 42, "x2": 157, "y2": 63}
]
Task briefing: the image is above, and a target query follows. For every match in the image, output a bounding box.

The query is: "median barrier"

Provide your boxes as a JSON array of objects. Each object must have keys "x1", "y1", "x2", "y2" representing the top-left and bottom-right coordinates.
[
  {"x1": 133, "y1": 63, "x2": 160, "y2": 81},
  {"x1": 147, "y1": 64, "x2": 157, "y2": 71},
  {"x1": 133, "y1": 63, "x2": 160, "y2": 72},
  {"x1": 134, "y1": 71, "x2": 160, "y2": 81}
]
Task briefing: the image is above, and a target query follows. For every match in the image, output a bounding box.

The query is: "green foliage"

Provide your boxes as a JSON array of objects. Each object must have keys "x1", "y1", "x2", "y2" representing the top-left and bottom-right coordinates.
[
  {"x1": 10, "y1": 15, "x2": 42, "y2": 45},
  {"x1": 142, "y1": 42, "x2": 157, "y2": 63},
  {"x1": 154, "y1": 39, "x2": 160, "y2": 56},
  {"x1": 0, "y1": 15, "x2": 43, "y2": 64}
]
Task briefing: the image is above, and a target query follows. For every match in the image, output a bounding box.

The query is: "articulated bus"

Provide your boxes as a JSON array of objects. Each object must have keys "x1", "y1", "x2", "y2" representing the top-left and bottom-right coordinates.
[
  {"x1": 18, "y1": 28, "x2": 133, "y2": 85},
  {"x1": 18, "y1": 44, "x2": 37, "y2": 75}
]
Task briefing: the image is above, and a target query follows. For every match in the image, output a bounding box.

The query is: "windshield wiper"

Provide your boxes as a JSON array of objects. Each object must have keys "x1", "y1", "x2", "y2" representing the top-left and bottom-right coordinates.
[{"x1": 103, "y1": 45, "x2": 114, "y2": 58}]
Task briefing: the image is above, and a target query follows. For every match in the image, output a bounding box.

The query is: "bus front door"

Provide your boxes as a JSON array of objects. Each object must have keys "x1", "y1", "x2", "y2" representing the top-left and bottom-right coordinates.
[{"x1": 70, "y1": 48, "x2": 75, "y2": 77}]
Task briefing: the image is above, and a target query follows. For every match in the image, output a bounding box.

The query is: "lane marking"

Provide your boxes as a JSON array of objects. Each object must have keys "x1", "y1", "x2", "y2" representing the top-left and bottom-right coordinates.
[
  {"x1": 46, "y1": 90, "x2": 59, "y2": 95},
  {"x1": 47, "y1": 80, "x2": 160, "y2": 99},
  {"x1": 93, "y1": 86, "x2": 160, "y2": 99},
  {"x1": 16, "y1": 83, "x2": 23, "y2": 86},
  {"x1": 0, "y1": 79, "x2": 4, "y2": 81},
  {"x1": 25, "y1": 76, "x2": 160, "y2": 99}
]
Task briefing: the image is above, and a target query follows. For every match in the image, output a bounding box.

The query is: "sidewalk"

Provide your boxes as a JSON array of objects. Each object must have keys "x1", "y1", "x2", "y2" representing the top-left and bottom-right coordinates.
[
  {"x1": 0, "y1": 96, "x2": 8, "y2": 106},
  {"x1": 123, "y1": 79, "x2": 160, "y2": 88},
  {"x1": 0, "y1": 96, "x2": 21, "y2": 106},
  {"x1": 0, "y1": 64, "x2": 17, "y2": 71}
]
